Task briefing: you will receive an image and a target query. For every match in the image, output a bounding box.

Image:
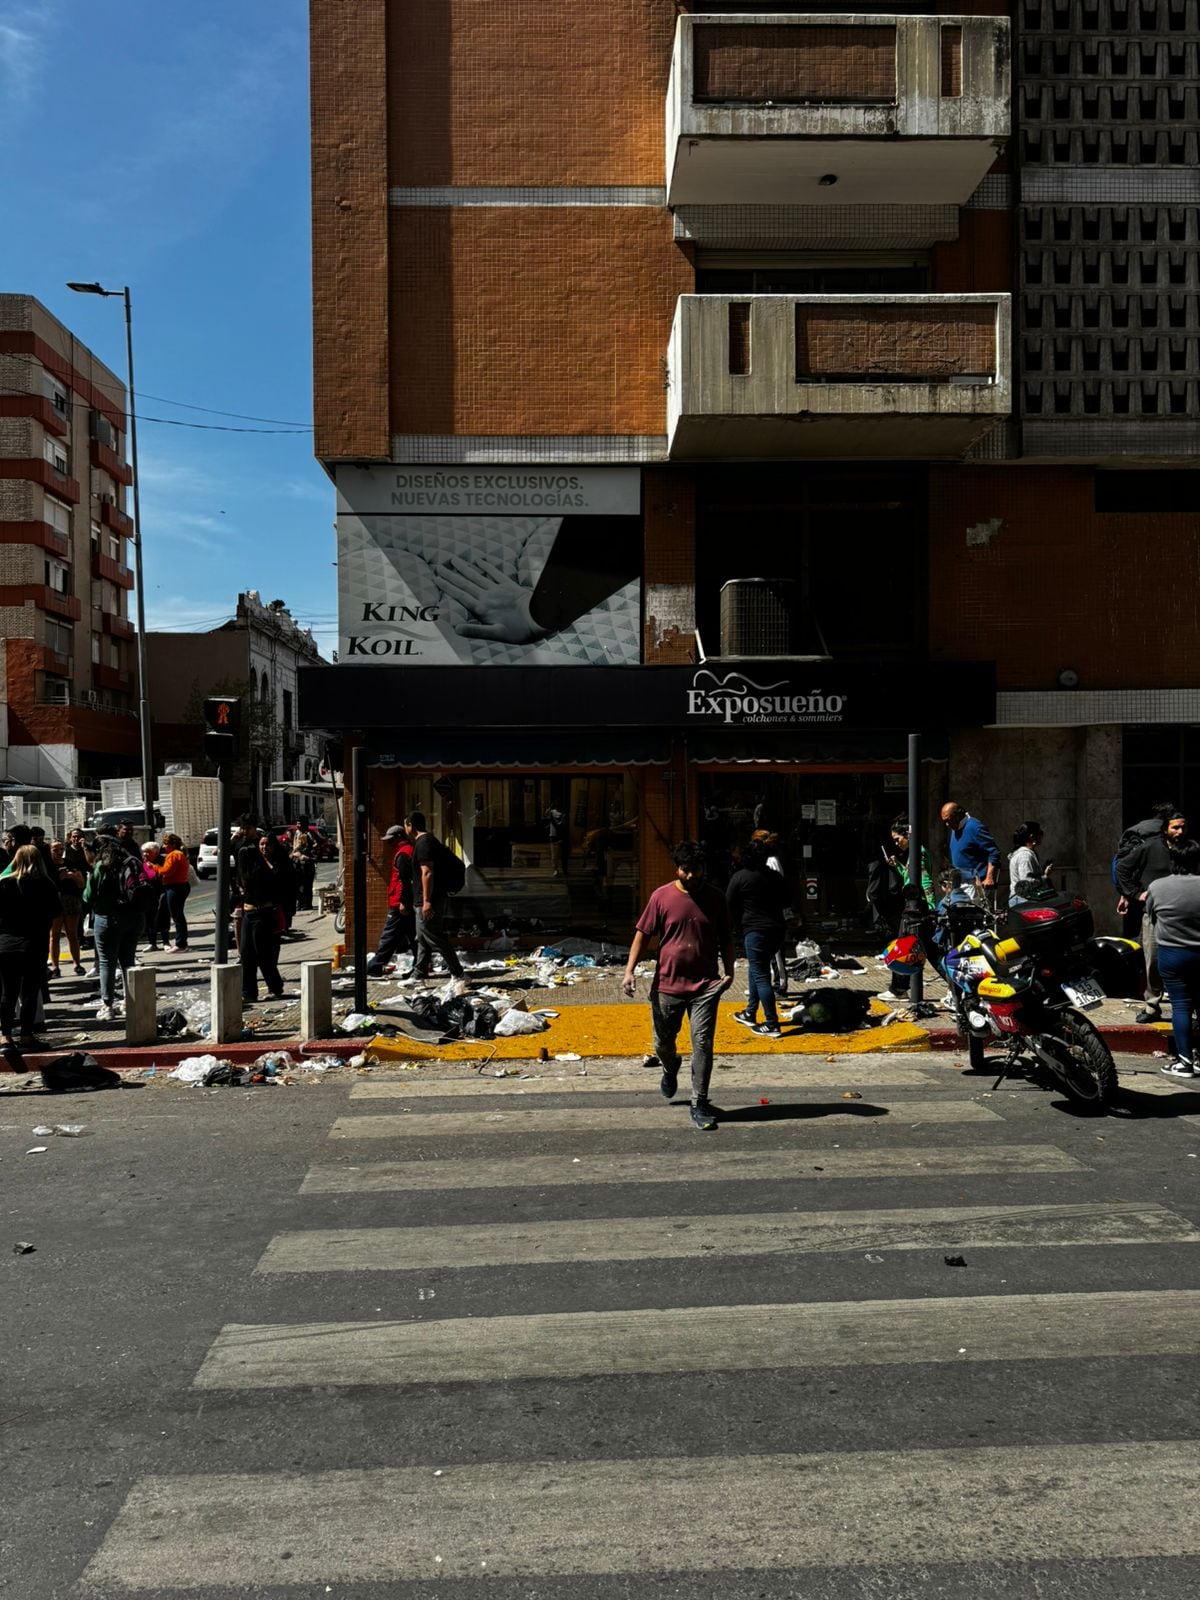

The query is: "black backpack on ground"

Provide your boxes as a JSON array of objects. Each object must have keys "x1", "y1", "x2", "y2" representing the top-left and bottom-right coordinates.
[{"x1": 41, "y1": 1052, "x2": 122, "y2": 1093}]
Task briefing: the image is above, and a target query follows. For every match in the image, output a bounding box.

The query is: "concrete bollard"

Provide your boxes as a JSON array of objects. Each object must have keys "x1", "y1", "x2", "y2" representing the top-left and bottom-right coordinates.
[
  {"x1": 301, "y1": 960, "x2": 333, "y2": 1040},
  {"x1": 211, "y1": 962, "x2": 243, "y2": 1044},
  {"x1": 124, "y1": 965, "x2": 157, "y2": 1047}
]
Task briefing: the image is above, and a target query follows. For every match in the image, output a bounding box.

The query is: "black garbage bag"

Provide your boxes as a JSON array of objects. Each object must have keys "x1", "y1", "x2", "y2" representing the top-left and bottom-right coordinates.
[
  {"x1": 408, "y1": 995, "x2": 445, "y2": 1029},
  {"x1": 157, "y1": 1008, "x2": 190, "y2": 1038},
  {"x1": 201, "y1": 1063, "x2": 251, "y2": 1087},
  {"x1": 437, "y1": 996, "x2": 498, "y2": 1040},
  {"x1": 41, "y1": 1052, "x2": 122, "y2": 1093},
  {"x1": 788, "y1": 988, "x2": 871, "y2": 1032}
]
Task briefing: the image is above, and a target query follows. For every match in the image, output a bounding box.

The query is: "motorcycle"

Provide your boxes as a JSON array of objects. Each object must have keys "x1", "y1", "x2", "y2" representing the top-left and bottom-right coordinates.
[{"x1": 938, "y1": 891, "x2": 1140, "y2": 1112}]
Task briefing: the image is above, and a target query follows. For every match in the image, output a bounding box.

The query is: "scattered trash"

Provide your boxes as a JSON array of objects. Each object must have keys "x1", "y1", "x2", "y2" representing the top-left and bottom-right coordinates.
[
  {"x1": 254, "y1": 1051, "x2": 296, "y2": 1073},
  {"x1": 31, "y1": 1125, "x2": 53, "y2": 1137},
  {"x1": 554, "y1": 1052, "x2": 582, "y2": 1062},
  {"x1": 494, "y1": 1007, "x2": 550, "y2": 1037},
  {"x1": 25, "y1": 1147, "x2": 47, "y2": 1155},
  {"x1": 202, "y1": 1064, "x2": 251, "y2": 1088},
  {"x1": 864, "y1": 1253, "x2": 885, "y2": 1263},
  {"x1": 339, "y1": 1012, "x2": 376, "y2": 1033},
  {"x1": 13, "y1": 1241, "x2": 35, "y2": 1255},
  {"x1": 32, "y1": 1124, "x2": 85, "y2": 1137},
  {"x1": 759, "y1": 1098, "x2": 770, "y2": 1106},
  {"x1": 943, "y1": 1255, "x2": 968, "y2": 1267},
  {"x1": 169, "y1": 1055, "x2": 223, "y2": 1084},
  {"x1": 156, "y1": 1008, "x2": 190, "y2": 1039},
  {"x1": 841, "y1": 1091, "x2": 863, "y2": 1101}
]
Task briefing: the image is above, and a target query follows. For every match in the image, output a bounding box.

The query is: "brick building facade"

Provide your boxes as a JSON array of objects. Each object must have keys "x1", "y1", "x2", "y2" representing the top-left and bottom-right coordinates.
[
  {"x1": 0, "y1": 295, "x2": 139, "y2": 799},
  {"x1": 303, "y1": 1, "x2": 1198, "y2": 951}
]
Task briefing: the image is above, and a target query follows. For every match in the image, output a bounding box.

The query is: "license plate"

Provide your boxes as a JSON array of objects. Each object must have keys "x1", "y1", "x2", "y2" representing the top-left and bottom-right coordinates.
[{"x1": 1062, "y1": 977, "x2": 1104, "y2": 1009}]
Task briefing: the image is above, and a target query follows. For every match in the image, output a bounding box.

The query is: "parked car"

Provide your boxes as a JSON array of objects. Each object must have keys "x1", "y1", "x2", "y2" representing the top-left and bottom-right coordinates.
[
  {"x1": 85, "y1": 806, "x2": 166, "y2": 839},
  {"x1": 196, "y1": 828, "x2": 221, "y2": 878}
]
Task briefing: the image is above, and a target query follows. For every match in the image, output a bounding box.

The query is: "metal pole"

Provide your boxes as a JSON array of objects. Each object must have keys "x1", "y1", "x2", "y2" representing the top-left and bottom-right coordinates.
[
  {"x1": 907, "y1": 732, "x2": 924, "y2": 1005},
  {"x1": 214, "y1": 762, "x2": 231, "y2": 964},
  {"x1": 352, "y1": 744, "x2": 369, "y2": 1014},
  {"x1": 122, "y1": 286, "x2": 154, "y2": 831}
]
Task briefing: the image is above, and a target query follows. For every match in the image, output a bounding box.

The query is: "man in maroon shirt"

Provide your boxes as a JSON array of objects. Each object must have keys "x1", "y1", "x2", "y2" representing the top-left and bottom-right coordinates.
[{"x1": 622, "y1": 840, "x2": 735, "y2": 1130}]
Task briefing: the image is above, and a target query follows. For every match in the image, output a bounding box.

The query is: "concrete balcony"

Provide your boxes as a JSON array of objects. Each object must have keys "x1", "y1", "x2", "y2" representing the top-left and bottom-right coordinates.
[
  {"x1": 666, "y1": 293, "x2": 1011, "y2": 459},
  {"x1": 666, "y1": 13, "x2": 1009, "y2": 206}
]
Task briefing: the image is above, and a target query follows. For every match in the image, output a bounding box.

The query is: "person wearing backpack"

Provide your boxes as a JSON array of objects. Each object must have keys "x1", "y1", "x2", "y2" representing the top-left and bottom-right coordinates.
[
  {"x1": 404, "y1": 810, "x2": 465, "y2": 979},
  {"x1": 1113, "y1": 802, "x2": 1175, "y2": 938},
  {"x1": 1116, "y1": 808, "x2": 1190, "y2": 1024},
  {"x1": 83, "y1": 840, "x2": 144, "y2": 1021}
]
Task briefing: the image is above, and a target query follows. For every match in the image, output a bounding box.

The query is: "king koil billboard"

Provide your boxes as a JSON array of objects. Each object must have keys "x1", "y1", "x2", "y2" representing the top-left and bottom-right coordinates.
[{"x1": 336, "y1": 467, "x2": 642, "y2": 667}]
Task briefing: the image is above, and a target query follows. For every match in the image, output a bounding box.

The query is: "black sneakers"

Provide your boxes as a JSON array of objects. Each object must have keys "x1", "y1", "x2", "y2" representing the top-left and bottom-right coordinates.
[
  {"x1": 731, "y1": 1010, "x2": 757, "y2": 1029},
  {"x1": 690, "y1": 1099, "x2": 719, "y2": 1131},
  {"x1": 659, "y1": 1062, "x2": 679, "y2": 1100}
]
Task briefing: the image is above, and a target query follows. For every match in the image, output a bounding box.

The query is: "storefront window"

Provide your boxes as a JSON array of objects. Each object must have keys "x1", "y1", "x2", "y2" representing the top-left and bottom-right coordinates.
[
  {"x1": 395, "y1": 772, "x2": 640, "y2": 936},
  {"x1": 1123, "y1": 727, "x2": 1200, "y2": 824},
  {"x1": 699, "y1": 770, "x2": 907, "y2": 936}
]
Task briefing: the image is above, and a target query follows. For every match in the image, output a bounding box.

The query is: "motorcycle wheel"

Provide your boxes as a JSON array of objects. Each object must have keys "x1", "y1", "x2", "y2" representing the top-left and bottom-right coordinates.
[
  {"x1": 334, "y1": 906, "x2": 345, "y2": 935},
  {"x1": 1042, "y1": 1010, "x2": 1116, "y2": 1110},
  {"x1": 967, "y1": 1032, "x2": 988, "y2": 1072}
]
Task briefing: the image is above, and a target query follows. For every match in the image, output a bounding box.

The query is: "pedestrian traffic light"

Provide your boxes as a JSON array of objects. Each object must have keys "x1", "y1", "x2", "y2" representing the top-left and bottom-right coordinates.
[{"x1": 202, "y1": 696, "x2": 240, "y2": 764}]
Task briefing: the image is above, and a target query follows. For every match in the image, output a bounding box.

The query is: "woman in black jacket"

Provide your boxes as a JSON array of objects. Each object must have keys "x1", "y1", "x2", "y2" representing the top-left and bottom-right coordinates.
[
  {"x1": 0, "y1": 845, "x2": 62, "y2": 1053},
  {"x1": 726, "y1": 839, "x2": 788, "y2": 1038},
  {"x1": 237, "y1": 833, "x2": 295, "y2": 1002}
]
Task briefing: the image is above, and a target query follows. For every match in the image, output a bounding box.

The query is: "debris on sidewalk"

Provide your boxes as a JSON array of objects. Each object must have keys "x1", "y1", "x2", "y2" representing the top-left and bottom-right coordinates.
[
  {"x1": 13, "y1": 1241, "x2": 35, "y2": 1255},
  {"x1": 169, "y1": 1055, "x2": 223, "y2": 1084},
  {"x1": 31, "y1": 1124, "x2": 86, "y2": 1137}
]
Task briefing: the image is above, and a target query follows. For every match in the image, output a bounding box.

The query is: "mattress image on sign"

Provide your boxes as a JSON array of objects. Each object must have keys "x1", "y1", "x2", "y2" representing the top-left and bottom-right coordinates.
[{"x1": 339, "y1": 513, "x2": 642, "y2": 666}]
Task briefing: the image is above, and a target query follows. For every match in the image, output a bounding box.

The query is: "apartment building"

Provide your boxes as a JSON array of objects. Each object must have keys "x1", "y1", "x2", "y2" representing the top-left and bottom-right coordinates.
[
  {"x1": 148, "y1": 591, "x2": 326, "y2": 820},
  {"x1": 302, "y1": 1, "x2": 1200, "y2": 945},
  {"x1": 0, "y1": 294, "x2": 139, "y2": 797}
]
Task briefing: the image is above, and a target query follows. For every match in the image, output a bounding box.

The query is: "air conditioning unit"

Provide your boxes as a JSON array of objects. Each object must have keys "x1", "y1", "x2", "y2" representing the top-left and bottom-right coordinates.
[
  {"x1": 80, "y1": 688, "x2": 98, "y2": 708},
  {"x1": 718, "y1": 578, "x2": 830, "y2": 660}
]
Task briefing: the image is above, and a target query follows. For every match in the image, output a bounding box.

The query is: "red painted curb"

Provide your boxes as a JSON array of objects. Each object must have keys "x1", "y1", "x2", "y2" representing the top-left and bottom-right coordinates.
[{"x1": 2, "y1": 1023, "x2": 1170, "y2": 1075}]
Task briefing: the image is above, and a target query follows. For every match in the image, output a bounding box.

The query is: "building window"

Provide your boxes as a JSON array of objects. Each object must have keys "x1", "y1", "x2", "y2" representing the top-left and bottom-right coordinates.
[
  {"x1": 44, "y1": 373, "x2": 69, "y2": 417},
  {"x1": 90, "y1": 520, "x2": 102, "y2": 549},
  {"x1": 107, "y1": 534, "x2": 120, "y2": 561},
  {"x1": 44, "y1": 436, "x2": 69, "y2": 476},
  {"x1": 45, "y1": 496, "x2": 72, "y2": 535},
  {"x1": 92, "y1": 634, "x2": 100, "y2": 664},
  {"x1": 1123, "y1": 727, "x2": 1200, "y2": 824},
  {"x1": 46, "y1": 619, "x2": 73, "y2": 658},
  {"x1": 45, "y1": 557, "x2": 70, "y2": 595},
  {"x1": 282, "y1": 688, "x2": 293, "y2": 729}
]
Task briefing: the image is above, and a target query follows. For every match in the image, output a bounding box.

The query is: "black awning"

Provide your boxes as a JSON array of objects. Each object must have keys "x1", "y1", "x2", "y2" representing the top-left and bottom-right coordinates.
[{"x1": 365, "y1": 732, "x2": 670, "y2": 769}]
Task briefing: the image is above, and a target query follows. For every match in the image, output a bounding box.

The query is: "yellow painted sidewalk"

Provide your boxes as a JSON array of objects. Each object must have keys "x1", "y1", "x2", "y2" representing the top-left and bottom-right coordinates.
[{"x1": 364, "y1": 1000, "x2": 929, "y2": 1063}]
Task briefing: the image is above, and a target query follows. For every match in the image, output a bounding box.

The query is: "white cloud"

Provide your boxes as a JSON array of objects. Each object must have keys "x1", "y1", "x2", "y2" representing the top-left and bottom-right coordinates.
[
  {"x1": 144, "y1": 594, "x2": 233, "y2": 633},
  {"x1": 0, "y1": 3, "x2": 53, "y2": 108}
]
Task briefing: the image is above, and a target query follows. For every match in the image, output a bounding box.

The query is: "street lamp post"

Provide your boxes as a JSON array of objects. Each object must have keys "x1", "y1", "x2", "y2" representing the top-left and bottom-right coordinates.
[{"x1": 67, "y1": 282, "x2": 154, "y2": 831}]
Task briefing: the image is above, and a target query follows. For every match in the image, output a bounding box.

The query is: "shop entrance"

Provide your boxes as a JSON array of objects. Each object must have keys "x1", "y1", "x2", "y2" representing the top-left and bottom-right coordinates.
[
  {"x1": 398, "y1": 770, "x2": 641, "y2": 939},
  {"x1": 697, "y1": 768, "x2": 908, "y2": 938}
]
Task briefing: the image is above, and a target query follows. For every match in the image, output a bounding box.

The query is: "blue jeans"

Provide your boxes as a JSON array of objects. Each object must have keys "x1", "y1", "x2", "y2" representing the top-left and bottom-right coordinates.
[
  {"x1": 93, "y1": 912, "x2": 143, "y2": 1006},
  {"x1": 1158, "y1": 945, "x2": 1200, "y2": 1062},
  {"x1": 743, "y1": 928, "x2": 782, "y2": 1028},
  {"x1": 157, "y1": 883, "x2": 190, "y2": 948}
]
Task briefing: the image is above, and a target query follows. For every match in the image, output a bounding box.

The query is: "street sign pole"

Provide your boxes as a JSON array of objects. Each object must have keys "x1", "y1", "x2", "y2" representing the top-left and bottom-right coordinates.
[
  {"x1": 214, "y1": 762, "x2": 231, "y2": 964},
  {"x1": 202, "y1": 696, "x2": 241, "y2": 966},
  {"x1": 907, "y1": 732, "x2": 924, "y2": 1006}
]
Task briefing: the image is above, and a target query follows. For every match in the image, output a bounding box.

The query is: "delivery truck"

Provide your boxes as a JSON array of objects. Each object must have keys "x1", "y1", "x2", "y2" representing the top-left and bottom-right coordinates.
[{"x1": 92, "y1": 776, "x2": 219, "y2": 849}]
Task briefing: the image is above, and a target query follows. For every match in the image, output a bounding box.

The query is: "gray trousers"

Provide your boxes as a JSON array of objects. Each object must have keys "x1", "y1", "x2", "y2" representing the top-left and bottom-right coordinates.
[
  {"x1": 1141, "y1": 909, "x2": 1163, "y2": 1005},
  {"x1": 414, "y1": 897, "x2": 463, "y2": 977},
  {"x1": 651, "y1": 984, "x2": 723, "y2": 1104}
]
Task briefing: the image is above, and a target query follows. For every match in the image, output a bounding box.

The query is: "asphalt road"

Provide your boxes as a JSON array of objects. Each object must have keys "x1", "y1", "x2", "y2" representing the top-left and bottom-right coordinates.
[{"x1": 5, "y1": 1050, "x2": 1200, "y2": 1598}]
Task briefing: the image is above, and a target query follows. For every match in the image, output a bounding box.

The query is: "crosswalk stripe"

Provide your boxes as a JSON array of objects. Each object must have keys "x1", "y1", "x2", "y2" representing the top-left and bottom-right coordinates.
[
  {"x1": 349, "y1": 1063, "x2": 942, "y2": 1097},
  {"x1": 300, "y1": 1142, "x2": 1086, "y2": 1194},
  {"x1": 255, "y1": 1201, "x2": 1198, "y2": 1274},
  {"x1": 81, "y1": 1439, "x2": 1200, "y2": 1587},
  {"x1": 194, "y1": 1287, "x2": 1200, "y2": 1390},
  {"x1": 329, "y1": 1099, "x2": 1002, "y2": 1140}
]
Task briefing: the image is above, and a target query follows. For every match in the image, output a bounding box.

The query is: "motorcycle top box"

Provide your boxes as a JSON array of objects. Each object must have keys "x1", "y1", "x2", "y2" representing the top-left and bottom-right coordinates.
[{"x1": 1000, "y1": 892, "x2": 1095, "y2": 958}]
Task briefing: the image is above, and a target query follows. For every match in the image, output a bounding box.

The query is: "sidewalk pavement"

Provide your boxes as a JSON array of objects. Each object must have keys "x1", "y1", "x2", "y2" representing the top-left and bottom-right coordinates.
[{"x1": 4, "y1": 915, "x2": 1174, "y2": 1076}]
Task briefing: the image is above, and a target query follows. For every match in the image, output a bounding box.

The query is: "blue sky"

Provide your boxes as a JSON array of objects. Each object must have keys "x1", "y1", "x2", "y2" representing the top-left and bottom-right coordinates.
[{"x1": 0, "y1": 0, "x2": 337, "y2": 656}]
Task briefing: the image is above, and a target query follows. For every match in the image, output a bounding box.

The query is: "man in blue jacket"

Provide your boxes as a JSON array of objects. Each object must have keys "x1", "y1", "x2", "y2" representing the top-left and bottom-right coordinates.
[{"x1": 941, "y1": 801, "x2": 1002, "y2": 907}]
